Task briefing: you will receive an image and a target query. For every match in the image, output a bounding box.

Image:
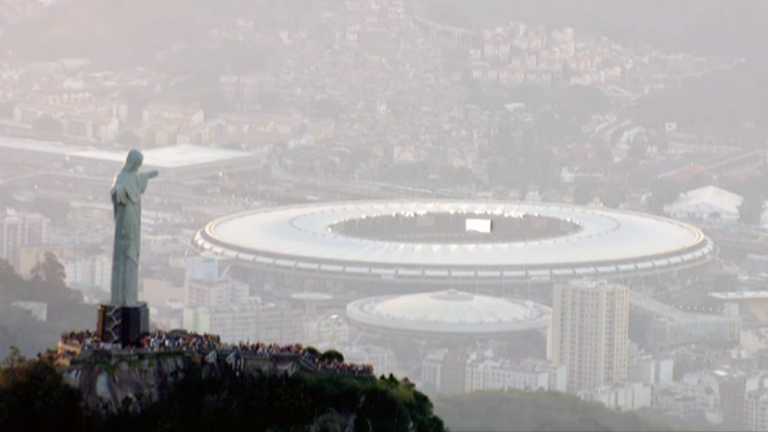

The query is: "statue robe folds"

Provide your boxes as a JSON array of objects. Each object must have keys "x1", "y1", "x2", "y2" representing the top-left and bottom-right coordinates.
[{"x1": 110, "y1": 149, "x2": 158, "y2": 306}]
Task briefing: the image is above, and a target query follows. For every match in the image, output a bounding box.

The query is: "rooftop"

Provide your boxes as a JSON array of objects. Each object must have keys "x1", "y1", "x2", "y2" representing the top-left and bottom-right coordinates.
[
  {"x1": 346, "y1": 290, "x2": 551, "y2": 335},
  {"x1": 709, "y1": 291, "x2": 768, "y2": 300},
  {"x1": 195, "y1": 200, "x2": 715, "y2": 273},
  {"x1": 0, "y1": 136, "x2": 255, "y2": 169}
]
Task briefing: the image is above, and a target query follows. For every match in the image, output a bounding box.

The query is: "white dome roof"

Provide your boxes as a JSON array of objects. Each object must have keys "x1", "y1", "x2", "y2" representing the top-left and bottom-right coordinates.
[{"x1": 346, "y1": 290, "x2": 551, "y2": 335}]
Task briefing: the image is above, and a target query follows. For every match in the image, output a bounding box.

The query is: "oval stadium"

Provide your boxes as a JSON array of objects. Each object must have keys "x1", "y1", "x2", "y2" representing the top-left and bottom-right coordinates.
[{"x1": 191, "y1": 200, "x2": 717, "y2": 298}]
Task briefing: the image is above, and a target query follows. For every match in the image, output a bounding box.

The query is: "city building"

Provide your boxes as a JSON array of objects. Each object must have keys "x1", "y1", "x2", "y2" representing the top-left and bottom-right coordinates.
[
  {"x1": 0, "y1": 209, "x2": 51, "y2": 269},
  {"x1": 422, "y1": 350, "x2": 566, "y2": 395},
  {"x1": 630, "y1": 354, "x2": 674, "y2": 386},
  {"x1": 63, "y1": 253, "x2": 112, "y2": 292},
  {"x1": 141, "y1": 103, "x2": 205, "y2": 128},
  {"x1": 577, "y1": 382, "x2": 652, "y2": 411},
  {"x1": 183, "y1": 301, "x2": 304, "y2": 345},
  {"x1": 714, "y1": 368, "x2": 749, "y2": 429},
  {"x1": 664, "y1": 185, "x2": 768, "y2": 227},
  {"x1": 631, "y1": 291, "x2": 742, "y2": 351},
  {"x1": 465, "y1": 356, "x2": 567, "y2": 393},
  {"x1": 744, "y1": 389, "x2": 768, "y2": 432},
  {"x1": 322, "y1": 344, "x2": 397, "y2": 376},
  {"x1": 550, "y1": 279, "x2": 630, "y2": 392},
  {"x1": 303, "y1": 314, "x2": 349, "y2": 347},
  {"x1": 219, "y1": 75, "x2": 259, "y2": 105}
]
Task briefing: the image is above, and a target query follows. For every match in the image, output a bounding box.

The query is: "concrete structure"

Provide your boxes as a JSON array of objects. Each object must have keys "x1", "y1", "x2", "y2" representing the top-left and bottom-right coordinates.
[
  {"x1": 193, "y1": 200, "x2": 717, "y2": 297},
  {"x1": 550, "y1": 279, "x2": 630, "y2": 392},
  {"x1": 422, "y1": 350, "x2": 565, "y2": 395},
  {"x1": 64, "y1": 253, "x2": 112, "y2": 292},
  {"x1": 630, "y1": 355, "x2": 674, "y2": 386},
  {"x1": 346, "y1": 289, "x2": 551, "y2": 337},
  {"x1": 578, "y1": 382, "x2": 652, "y2": 411},
  {"x1": 465, "y1": 356, "x2": 566, "y2": 393},
  {"x1": 714, "y1": 369, "x2": 749, "y2": 429},
  {"x1": 322, "y1": 344, "x2": 397, "y2": 377},
  {"x1": 0, "y1": 137, "x2": 262, "y2": 181},
  {"x1": 664, "y1": 185, "x2": 768, "y2": 227},
  {"x1": 744, "y1": 390, "x2": 768, "y2": 432},
  {"x1": 183, "y1": 302, "x2": 304, "y2": 345},
  {"x1": 303, "y1": 314, "x2": 349, "y2": 347},
  {"x1": 632, "y1": 291, "x2": 742, "y2": 351},
  {"x1": 710, "y1": 292, "x2": 768, "y2": 323},
  {"x1": 0, "y1": 209, "x2": 51, "y2": 270}
]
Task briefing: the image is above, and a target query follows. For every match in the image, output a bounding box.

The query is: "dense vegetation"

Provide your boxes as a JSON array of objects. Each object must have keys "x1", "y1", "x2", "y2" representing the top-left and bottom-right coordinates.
[
  {"x1": 434, "y1": 390, "x2": 670, "y2": 432},
  {"x1": 0, "y1": 349, "x2": 445, "y2": 432},
  {"x1": 0, "y1": 253, "x2": 95, "y2": 358}
]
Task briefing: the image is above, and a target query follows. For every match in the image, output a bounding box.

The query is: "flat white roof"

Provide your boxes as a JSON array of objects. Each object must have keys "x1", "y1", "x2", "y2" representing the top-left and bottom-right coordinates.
[
  {"x1": 195, "y1": 200, "x2": 713, "y2": 271},
  {"x1": 0, "y1": 137, "x2": 254, "y2": 169}
]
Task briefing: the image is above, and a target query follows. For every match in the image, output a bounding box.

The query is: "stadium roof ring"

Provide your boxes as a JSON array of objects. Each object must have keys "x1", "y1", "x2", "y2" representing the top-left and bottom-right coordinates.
[{"x1": 192, "y1": 200, "x2": 717, "y2": 284}]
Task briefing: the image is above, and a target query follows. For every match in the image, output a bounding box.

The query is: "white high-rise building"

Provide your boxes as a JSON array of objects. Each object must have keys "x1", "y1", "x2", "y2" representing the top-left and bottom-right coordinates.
[
  {"x1": 550, "y1": 279, "x2": 630, "y2": 392},
  {"x1": 183, "y1": 302, "x2": 304, "y2": 344},
  {"x1": 64, "y1": 253, "x2": 112, "y2": 292}
]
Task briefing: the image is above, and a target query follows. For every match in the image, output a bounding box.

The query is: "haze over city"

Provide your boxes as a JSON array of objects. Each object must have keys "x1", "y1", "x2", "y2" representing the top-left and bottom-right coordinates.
[{"x1": 0, "y1": 1, "x2": 767, "y2": 431}]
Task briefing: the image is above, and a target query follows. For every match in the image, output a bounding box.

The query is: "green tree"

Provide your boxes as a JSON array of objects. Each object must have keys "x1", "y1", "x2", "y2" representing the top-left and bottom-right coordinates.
[
  {"x1": 0, "y1": 354, "x2": 86, "y2": 432},
  {"x1": 573, "y1": 178, "x2": 596, "y2": 205},
  {"x1": 739, "y1": 193, "x2": 765, "y2": 225},
  {"x1": 30, "y1": 252, "x2": 66, "y2": 286},
  {"x1": 647, "y1": 178, "x2": 681, "y2": 214},
  {"x1": 600, "y1": 186, "x2": 625, "y2": 209},
  {"x1": 319, "y1": 349, "x2": 344, "y2": 363}
]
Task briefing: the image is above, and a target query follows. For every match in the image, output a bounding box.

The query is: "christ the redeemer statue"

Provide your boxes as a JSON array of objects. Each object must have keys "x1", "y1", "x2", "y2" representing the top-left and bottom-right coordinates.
[{"x1": 110, "y1": 149, "x2": 158, "y2": 306}]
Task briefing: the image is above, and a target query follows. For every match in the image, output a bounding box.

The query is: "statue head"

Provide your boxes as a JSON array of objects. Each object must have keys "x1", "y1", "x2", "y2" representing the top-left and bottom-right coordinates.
[{"x1": 123, "y1": 149, "x2": 144, "y2": 173}]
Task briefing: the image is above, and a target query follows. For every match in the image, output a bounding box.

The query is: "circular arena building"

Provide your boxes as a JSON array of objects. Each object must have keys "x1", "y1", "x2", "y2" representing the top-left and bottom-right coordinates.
[
  {"x1": 192, "y1": 200, "x2": 717, "y2": 298},
  {"x1": 346, "y1": 289, "x2": 552, "y2": 337}
]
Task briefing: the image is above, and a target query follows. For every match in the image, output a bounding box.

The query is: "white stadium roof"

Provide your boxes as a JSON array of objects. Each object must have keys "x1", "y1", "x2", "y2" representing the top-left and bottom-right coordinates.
[
  {"x1": 346, "y1": 290, "x2": 551, "y2": 335},
  {"x1": 193, "y1": 200, "x2": 715, "y2": 281}
]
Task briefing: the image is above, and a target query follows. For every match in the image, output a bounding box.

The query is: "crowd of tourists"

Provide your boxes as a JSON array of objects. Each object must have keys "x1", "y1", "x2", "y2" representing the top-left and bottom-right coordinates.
[{"x1": 58, "y1": 330, "x2": 374, "y2": 375}]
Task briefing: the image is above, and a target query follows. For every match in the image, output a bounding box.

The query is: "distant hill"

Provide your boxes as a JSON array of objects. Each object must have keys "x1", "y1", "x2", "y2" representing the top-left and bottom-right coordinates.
[{"x1": 433, "y1": 390, "x2": 672, "y2": 432}]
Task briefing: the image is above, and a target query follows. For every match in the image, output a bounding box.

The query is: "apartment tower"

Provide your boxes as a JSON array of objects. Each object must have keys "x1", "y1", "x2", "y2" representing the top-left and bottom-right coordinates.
[{"x1": 550, "y1": 279, "x2": 630, "y2": 392}]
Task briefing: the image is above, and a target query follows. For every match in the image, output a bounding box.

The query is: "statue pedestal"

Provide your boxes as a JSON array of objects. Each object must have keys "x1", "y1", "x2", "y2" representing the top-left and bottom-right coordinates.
[{"x1": 96, "y1": 302, "x2": 149, "y2": 347}]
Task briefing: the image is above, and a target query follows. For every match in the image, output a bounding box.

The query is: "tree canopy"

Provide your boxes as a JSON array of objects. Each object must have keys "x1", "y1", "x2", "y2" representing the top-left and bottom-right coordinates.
[
  {"x1": 738, "y1": 193, "x2": 765, "y2": 225},
  {"x1": 0, "y1": 255, "x2": 94, "y2": 358},
  {"x1": 0, "y1": 353, "x2": 445, "y2": 432},
  {"x1": 433, "y1": 390, "x2": 670, "y2": 432}
]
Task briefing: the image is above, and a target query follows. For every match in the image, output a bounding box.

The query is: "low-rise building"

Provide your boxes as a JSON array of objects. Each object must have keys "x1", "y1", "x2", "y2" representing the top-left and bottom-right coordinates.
[{"x1": 577, "y1": 382, "x2": 652, "y2": 411}]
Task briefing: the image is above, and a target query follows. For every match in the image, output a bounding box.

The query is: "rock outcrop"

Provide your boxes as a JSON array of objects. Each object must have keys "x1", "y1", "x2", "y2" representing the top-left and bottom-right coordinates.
[{"x1": 62, "y1": 351, "x2": 189, "y2": 419}]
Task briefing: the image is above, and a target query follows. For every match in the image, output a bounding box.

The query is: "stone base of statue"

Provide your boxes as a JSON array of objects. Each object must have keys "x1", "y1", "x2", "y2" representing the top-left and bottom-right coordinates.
[{"x1": 96, "y1": 302, "x2": 149, "y2": 347}]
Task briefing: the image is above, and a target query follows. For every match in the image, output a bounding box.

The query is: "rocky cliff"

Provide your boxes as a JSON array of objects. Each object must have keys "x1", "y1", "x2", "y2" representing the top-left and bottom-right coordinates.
[{"x1": 61, "y1": 351, "x2": 189, "y2": 418}]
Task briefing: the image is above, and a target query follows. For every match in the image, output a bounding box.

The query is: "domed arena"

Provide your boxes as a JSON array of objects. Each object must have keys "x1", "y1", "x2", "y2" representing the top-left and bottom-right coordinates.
[{"x1": 346, "y1": 289, "x2": 552, "y2": 337}]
